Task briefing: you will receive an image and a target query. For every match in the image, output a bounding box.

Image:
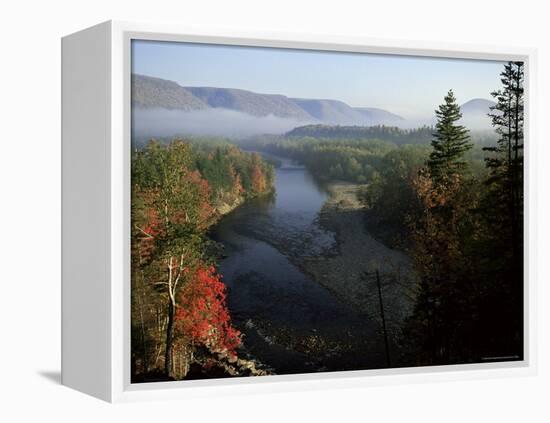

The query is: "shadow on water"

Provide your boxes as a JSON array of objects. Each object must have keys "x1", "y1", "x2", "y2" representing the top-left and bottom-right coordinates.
[{"x1": 211, "y1": 154, "x2": 388, "y2": 374}]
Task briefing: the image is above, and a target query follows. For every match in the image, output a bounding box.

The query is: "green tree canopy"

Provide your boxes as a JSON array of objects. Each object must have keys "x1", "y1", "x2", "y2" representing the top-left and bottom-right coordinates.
[{"x1": 428, "y1": 89, "x2": 472, "y2": 181}]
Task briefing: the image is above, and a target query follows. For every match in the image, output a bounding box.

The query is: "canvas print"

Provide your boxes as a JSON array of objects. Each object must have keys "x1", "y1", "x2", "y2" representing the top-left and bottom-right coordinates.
[{"x1": 130, "y1": 40, "x2": 524, "y2": 383}]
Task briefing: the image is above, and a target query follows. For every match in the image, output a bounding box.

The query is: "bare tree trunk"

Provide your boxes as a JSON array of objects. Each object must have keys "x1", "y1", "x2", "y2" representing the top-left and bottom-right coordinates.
[
  {"x1": 164, "y1": 254, "x2": 185, "y2": 379},
  {"x1": 137, "y1": 283, "x2": 148, "y2": 372},
  {"x1": 164, "y1": 300, "x2": 175, "y2": 379},
  {"x1": 153, "y1": 312, "x2": 167, "y2": 368},
  {"x1": 375, "y1": 269, "x2": 391, "y2": 367}
]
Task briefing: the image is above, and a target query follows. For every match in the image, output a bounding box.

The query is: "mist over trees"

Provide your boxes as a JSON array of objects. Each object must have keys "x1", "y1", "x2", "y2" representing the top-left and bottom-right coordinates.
[
  {"x1": 254, "y1": 61, "x2": 525, "y2": 364},
  {"x1": 364, "y1": 62, "x2": 524, "y2": 363},
  {"x1": 286, "y1": 124, "x2": 434, "y2": 144},
  {"x1": 130, "y1": 60, "x2": 524, "y2": 377}
]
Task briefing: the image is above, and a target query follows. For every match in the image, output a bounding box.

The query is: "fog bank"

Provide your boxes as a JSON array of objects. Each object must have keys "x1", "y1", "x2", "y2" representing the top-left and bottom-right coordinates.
[
  {"x1": 131, "y1": 107, "x2": 495, "y2": 144},
  {"x1": 132, "y1": 107, "x2": 315, "y2": 140}
]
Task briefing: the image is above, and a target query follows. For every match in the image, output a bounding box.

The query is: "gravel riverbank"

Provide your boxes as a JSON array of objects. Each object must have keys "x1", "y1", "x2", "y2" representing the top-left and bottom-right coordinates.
[{"x1": 298, "y1": 182, "x2": 418, "y2": 336}]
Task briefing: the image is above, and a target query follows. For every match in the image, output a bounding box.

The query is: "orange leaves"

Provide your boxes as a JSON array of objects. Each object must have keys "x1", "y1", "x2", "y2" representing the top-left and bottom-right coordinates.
[
  {"x1": 175, "y1": 264, "x2": 241, "y2": 356},
  {"x1": 250, "y1": 153, "x2": 267, "y2": 194},
  {"x1": 412, "y1": 168, "x2": 463, "y2": 209},
  {"x1": 131, "y1": 141, "x2": 273, "y2": 377},
  {"x1": 228, "y1": 164, "x2": 244, "y2": 195},
  {"x1": 181, "y1": 170, "x2": 215, "y2": 230},
  {"x1": 409, "y1": 165, "x2": 474, "y2": 287},
  {"x1": 251, "y1": 165, "x2": 266, "y2": 193}
]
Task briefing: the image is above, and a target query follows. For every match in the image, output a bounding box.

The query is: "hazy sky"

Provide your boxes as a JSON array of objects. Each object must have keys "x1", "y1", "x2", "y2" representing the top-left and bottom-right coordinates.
[{"x1": 132, "y1": 40, "x2": 505, "y2": 119}]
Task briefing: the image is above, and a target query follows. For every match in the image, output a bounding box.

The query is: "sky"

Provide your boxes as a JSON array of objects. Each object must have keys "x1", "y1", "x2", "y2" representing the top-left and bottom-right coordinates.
[{"x1": 132, "y1": 40, "x2": 505, "y2": 119}]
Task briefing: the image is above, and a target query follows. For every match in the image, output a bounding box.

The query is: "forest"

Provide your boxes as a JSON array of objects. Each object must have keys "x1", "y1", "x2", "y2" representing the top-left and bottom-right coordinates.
[
  {"x1": 394, "y1": 63, "x2": 524, "y2": 364},
  {"x1": 254, "y1": 62, "x2": 525, "y2": 364},
  {"x1": 286, "y1": 124, "x2": 434, "y2": 144},
  {"x1": 249, "y1": 127, "x2": 493, "y2": 184},
  {"x1": 131, "y1": 140, "x2": 274, "y2": 381},
  {"x1": 130, "y1": 60, "x2": 524, "y2": 380}
]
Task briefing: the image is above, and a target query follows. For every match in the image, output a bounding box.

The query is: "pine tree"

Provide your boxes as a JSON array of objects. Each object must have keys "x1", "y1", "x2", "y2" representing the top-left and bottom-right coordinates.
[
  {"x1": 485, "y1": 61, "x2": 524, "y2": 237},
  {"x1": 405, "y1": 90, "x2": 477, "y2": 364},
  {"x1": 478, "y1": 61, "x2": 524, "y2": 358},
  {"x1": 427, "y1": 90, "x2": 472, "y2": 182}
]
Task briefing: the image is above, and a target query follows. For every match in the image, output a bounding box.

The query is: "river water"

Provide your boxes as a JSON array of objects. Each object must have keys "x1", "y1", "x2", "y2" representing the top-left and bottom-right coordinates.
[{"x1": 211, "y1": 154, "x2": 387, "y2": 374}]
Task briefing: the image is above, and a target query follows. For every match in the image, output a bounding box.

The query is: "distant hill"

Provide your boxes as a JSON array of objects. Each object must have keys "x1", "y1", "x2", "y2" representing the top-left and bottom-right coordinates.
[
  {"x1": 132, "y1": 74, "x2": 208, "y2": 111},
  {"x1": 459, "y1": 98, "x2": 497, "y2": 130},
  {"x1": 424, "y1": 98, "x2": 497, "y2": 130},
  {"x1": 132, "y1": 73, "x2": 403, "y2": 126},
  {"x1": 354, "y1": 107, "x2": 404, "y2": 125},
  {"x1": 132, "y1": 73, "x2": 493, "y2": 137},
  {"x1": 187, "y1": 87, "x2": 312, "y2": 120},
  {"x1": 460, "y1": 98, "x2": 496, "y2": 114},
  {"x1": 290, "y1": 98, "x2": 365, "y2": 124}
]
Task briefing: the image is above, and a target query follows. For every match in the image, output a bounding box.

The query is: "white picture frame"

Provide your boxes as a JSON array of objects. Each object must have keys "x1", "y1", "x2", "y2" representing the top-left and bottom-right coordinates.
[{"x1": 61, "y1": 20, "x2": 537, "y2": 403}]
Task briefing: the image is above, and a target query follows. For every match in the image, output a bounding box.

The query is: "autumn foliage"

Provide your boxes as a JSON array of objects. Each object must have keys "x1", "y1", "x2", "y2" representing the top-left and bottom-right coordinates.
[
  {"x1": 176, "y1": 265, "x2": 241, "y2": 355},
  {"x1": 131, "y1": 139, "x2": 273, "y2": 381},
  {"x1": 250, "y1": 153, "x2": 267, "y2": 193}
]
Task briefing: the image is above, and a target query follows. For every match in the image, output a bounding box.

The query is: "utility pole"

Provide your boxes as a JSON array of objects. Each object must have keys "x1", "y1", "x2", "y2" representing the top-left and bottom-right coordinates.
[{"x1": 375, "y1": 269, "x2": 391, "y2": 367}]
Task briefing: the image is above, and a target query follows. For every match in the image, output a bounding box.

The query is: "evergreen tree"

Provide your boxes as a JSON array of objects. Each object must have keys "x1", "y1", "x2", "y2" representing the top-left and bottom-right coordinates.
[
  {"x1": 427, "y1": 90, "x2": 472, "y2": 181},
  {"x1": 405, "y1": 90, "x2": 478, "y2": 364},
  {"x1": 477, "y1": 61, "x2": 524, "y2": 359},
  {"x1": 485, "y1": 61, "x2": 524, "y2": 239}
]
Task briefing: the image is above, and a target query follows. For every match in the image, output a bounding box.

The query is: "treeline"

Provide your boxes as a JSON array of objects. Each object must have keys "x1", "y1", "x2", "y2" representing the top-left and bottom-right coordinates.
[
  {"x1": 362, "y1": 143, "x2": 490, "y2": 247},
  {"x1": 257, "y1": 135, "x2": 488, "y2": 185},
  {"x1": 361, "y1": 144, "x2": 432, "y2": 245},
  {"x1": 286, "y1": 124, "x2": 434, "y2": 144},
  {"x1": 263, "y1": 137, "x2": 396, "y2": 183},
  {"x1": 367, "y1": 62, "x2": 524, "y2": 364},
  {"x1": 131, "y1": 140, "x2": 273, "y2": 381}
]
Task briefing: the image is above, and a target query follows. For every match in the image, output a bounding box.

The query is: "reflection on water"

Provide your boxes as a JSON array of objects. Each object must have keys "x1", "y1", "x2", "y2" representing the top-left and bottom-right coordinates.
[{"x1": 211, "y1": 154, "x2": 385, "y2": 374}]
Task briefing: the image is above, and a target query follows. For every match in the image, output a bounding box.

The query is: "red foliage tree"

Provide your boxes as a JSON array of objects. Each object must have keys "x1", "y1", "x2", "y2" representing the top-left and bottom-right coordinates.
[{"x1": 175, "y1": 264, "x2": 241, "y2": 356}]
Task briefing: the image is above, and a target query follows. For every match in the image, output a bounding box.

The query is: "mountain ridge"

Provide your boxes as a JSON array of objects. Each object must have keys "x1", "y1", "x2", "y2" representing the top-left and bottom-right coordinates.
[
  {"x1": 132, "y1": 74, "x2": 209, "y2": 111},
  {"x1": 132, "y1": 73, "x2": 404, "y2": 126},
  {"x1": 460, "y1": 98, "x2": 496, "y2": 112},
  {"x1": 132, "y1": 73, "x2": 496, "y2": 132}
]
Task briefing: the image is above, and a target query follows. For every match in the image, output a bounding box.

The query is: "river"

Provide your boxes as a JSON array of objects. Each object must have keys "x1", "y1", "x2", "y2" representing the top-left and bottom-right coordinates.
[{"x1": 211, "y1": 154, "x2": 388, "y2": 374}]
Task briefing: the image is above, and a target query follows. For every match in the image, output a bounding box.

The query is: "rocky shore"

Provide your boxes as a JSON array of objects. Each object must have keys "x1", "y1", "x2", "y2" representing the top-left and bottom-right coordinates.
[{"x1": 298, "y1": 182, "x2": 418, "y2": 336}]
